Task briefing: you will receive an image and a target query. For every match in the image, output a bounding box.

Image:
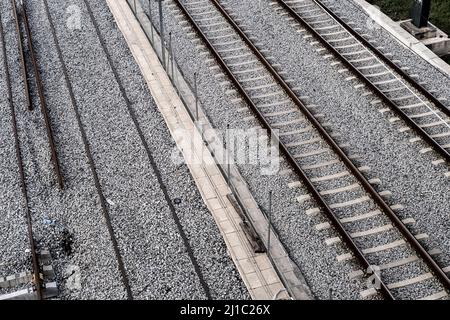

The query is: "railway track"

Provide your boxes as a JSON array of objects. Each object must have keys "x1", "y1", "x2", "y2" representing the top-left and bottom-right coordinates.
[
  {"x1": 272, "y1": 0, "x2": 450, "y2": 164},
  {"x1": 171, "y1": 0, "x2": 450, "y2": 299},
  {"x1": 36, "y1": 0, "x2": 213, "y2": 299},
  {"x1": 0, "y1": 5, "x2": 43, "y2": 300}
]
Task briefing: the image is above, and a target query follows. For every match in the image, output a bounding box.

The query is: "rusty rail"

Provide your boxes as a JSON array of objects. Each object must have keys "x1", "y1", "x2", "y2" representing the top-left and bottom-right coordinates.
[
  {"x1": 0, "y1": 8, "x2": 43, "y2": 300},
  {"x1": 277, "y1": 0, "x2": 450, "y2": 163},
  {"x1": 11, "y1": 0, "x2": 32, "y2": 110}
]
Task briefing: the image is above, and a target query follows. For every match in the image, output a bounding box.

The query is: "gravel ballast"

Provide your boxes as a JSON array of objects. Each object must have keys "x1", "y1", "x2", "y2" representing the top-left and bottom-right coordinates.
[{"x1": 0, "y1": 0, "x2": 248, "y2": 299}]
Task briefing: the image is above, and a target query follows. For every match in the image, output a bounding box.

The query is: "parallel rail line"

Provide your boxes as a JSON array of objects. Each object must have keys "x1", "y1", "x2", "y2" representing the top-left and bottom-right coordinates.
[
  {"x1": 275, "y1": 0, "x2": 450, "y2": 163},
  {"x1": 172, "y1": 0, "x2": 450, "y2": 299},
  {"x1": 83, "y1": 0, "x2": 212, "y2": 299},
  {"x1": 21, "y1": 1, "x2": 64, "y2": 189}
]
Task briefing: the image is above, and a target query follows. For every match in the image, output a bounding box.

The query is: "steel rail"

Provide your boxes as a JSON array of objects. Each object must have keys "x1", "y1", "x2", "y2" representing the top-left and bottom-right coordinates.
[
  {"x1": 276, "y1": 0, "x2": 450, "y2": 163},
  {"x1": 0, "y1": 9, "x2": 43, "y2": 300},
  {"x1": 174, "y1": 0, "x2": 394, "y2": 299},
  {"x1": 21, "y1": 1, "x2": 64, "y2": 189},
  {"x1": 10, "y1": 0, "x2": 32, "y2": 110},
  {"x1": 315, "y1": 0, "x2": 450, "y2": 118}
]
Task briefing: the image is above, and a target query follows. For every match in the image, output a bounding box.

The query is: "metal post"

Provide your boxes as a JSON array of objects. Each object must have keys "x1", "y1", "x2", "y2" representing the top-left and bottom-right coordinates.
[
  {"x1": 149, "y1": 0, "x2": 154, "y2": 43},
  {"x1": 226, "y1": 123, "x2": 231, "y2": 183},
  {"x1": 267, "y1": 190, "x2": 272, "y2": 252},
  {"x1": 158, "y1": 0, "x2": 166, "y2": 70},
  {"x1": 134, "y1": 0, "x2": 136, "y2": 12},
  {"x1": 194, "y1": 72, "x2": 199, "y2": 121}
]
